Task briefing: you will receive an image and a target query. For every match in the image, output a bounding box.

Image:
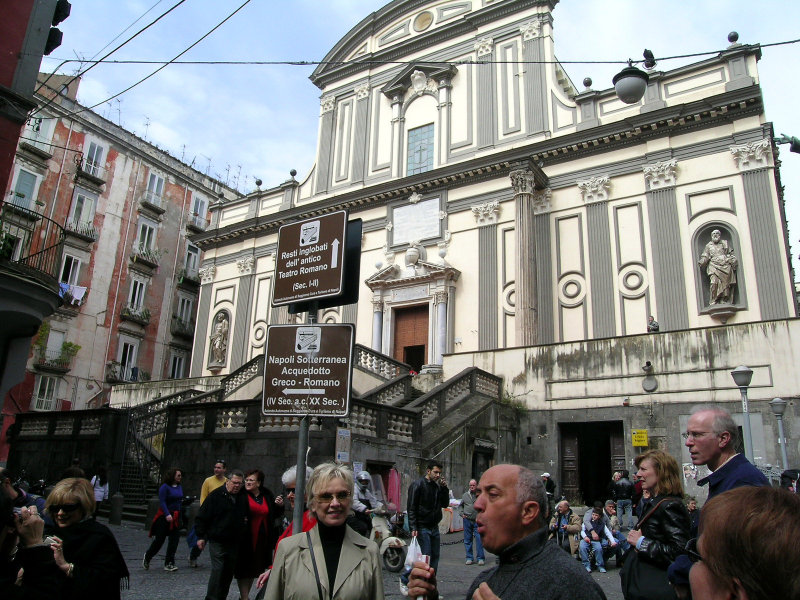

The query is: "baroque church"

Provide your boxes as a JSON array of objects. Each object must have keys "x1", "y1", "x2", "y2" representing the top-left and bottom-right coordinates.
[{"x1": 137, "y1": 0, "x2": 797, "y2": 504}]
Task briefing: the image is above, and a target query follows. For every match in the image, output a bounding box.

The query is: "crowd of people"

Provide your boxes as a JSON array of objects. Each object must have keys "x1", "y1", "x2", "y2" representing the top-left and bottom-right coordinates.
[{"x1": 2, "y1": 403, "x2": 799, "y2": 600}]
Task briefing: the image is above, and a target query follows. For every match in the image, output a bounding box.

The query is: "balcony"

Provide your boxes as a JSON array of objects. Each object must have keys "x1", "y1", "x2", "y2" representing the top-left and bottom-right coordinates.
[
  {"x1": 177, "y1": 266, "x2": 200, "y2": 287},
  {"x1": 186, "y1": 213, "x2": 208, "y2": 233},
  {"x1": 75, "y1": 158, "x2": 105, "y2": 185},
  {"x1": 140, "y1": 190, "x2": 166, "y2": 214},
  {"x1": 30, "y1": 395, "x2": 64, "y2": 412},
  {"x1": 130, "y1": 245, "x2": 163, "y2": 269},
  {"x1": 120, "y1": 303, "x2": 151, "y2": 326},
  {"x1": 4, "y1": 192, "x2": 43, "y2": 222},
  {"x1": 105, "y1": 362, "x2": 151, "y2": 384},
  {"x1": 171, "y1": 315, "x2": 195, "y2": 339},
  {"x1": 65, "y1": 219, "x2": 99, "y2": 242},
  {"x1": 35, "y1": 347, "x2": 76, "y2": 373}
]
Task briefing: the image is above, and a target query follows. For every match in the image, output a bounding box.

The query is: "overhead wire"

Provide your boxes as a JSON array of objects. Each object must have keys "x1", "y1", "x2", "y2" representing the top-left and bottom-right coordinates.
[{"x1": 31, "y1": 0, "x2": 190, "y2": 116}]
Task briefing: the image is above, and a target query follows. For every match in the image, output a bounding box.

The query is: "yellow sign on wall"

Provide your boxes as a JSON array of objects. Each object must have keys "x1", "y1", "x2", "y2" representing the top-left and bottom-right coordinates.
[{"x1": 632, "y1": 429, "x2": 649, "y2": 447}]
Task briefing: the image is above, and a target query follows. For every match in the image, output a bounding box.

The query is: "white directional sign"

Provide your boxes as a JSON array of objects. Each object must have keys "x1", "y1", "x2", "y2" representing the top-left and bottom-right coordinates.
[
  {"x1": 272, "y1": 211, "x2": 348, "y2": 306},
  {"x1": 262, "y1": 323, "x2": 353, "y2": 416}
]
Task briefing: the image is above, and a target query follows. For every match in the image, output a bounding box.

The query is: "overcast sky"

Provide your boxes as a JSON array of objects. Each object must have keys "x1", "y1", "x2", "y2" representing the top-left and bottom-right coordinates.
[{"x1": 43, "y1": 0, "x2": 800, "y2": 273}]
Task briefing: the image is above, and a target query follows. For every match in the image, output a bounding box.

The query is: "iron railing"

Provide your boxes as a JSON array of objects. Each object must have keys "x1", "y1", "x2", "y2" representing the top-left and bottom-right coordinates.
[{"x1": 0, "y1": 200, "x2": 65, "y2": 286}]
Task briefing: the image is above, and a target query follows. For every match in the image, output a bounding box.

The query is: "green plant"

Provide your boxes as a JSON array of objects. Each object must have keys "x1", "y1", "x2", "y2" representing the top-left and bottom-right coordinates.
[
  {"x1": 499, "y1": 387, "x2": 529, "y2": 412},
  {"x1": 59, "y1": 341, "x2": 81, "y2": 361},
  {"x1": 33, "y1": 321, "x2": 50, "y2": 351}
]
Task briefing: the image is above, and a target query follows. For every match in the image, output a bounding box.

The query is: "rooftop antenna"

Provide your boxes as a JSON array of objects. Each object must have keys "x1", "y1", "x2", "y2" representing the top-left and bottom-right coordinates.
[{"x1": 143, "y1": 116, "x2": 151, "y2": 139}]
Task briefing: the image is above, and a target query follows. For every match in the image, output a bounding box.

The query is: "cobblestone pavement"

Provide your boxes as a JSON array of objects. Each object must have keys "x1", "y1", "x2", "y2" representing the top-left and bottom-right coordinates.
[{"x1": 110, "y1": 519, "x2": 623, "y2": 599}]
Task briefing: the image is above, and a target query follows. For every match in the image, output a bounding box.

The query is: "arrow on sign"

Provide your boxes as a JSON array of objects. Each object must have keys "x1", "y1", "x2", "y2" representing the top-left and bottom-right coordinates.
[
  {"x1": 331, "y1": 238, "x2": 340, "y2": 268},
  {"x1": 283, "y1": 388, "x2": 325, "y2": 395}
]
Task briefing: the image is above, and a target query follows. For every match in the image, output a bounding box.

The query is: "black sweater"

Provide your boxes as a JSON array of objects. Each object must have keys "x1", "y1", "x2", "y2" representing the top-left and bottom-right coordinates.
[{"x1": 195, "y1": 484, "x2": 249, "y2": 543}]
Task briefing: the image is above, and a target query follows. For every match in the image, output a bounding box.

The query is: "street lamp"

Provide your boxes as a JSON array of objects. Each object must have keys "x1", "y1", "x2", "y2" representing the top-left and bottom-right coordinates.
[
  {"x1": 730, "y1": 365, "x2": 755, "y2": 463},
  {"x1": 612, "y1": 61, "x2": 649, "y2": 104},
  {"x1": 770, "y1": 397, "x2": 789, "y2": 469}
]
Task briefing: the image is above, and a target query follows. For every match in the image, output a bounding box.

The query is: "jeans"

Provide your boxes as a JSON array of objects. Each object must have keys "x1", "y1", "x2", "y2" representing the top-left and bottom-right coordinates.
[
  {"x1": 145, "y1": 516, "x2": 180, "y2": 565},
  {"x1": 579, "y1": 538, "x2": 609, "y2": 570},
  {"x1": 611, "y1": 531, "x2": 630, "y2": 562},
  {"x1": 401, "y1": 527, "x2": 441, "y2": 585},
  {"x1": 205, "y1": 541, "x2": 238, "y2": 600},
  {"x1": 463, "y1": 518, "x2": 485, "y2": 561},
  {"x1": 617, "y1": 499, "x2": 633, "y2": 528}
]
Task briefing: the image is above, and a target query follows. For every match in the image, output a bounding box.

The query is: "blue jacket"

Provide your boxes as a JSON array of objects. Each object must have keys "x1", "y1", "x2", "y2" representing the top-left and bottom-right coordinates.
[{"x1": 697, "y1": 453, "x2": 769, "y2": 499}]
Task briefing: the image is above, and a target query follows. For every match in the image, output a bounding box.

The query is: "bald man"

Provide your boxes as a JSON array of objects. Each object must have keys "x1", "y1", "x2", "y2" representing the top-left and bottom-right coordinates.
[{"x1": 409, "y1": 464, "x2": 606, "y2": 600}]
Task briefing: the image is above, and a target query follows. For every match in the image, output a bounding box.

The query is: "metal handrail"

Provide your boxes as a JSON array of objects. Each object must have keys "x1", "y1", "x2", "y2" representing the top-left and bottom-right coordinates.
[{"x1": 0, "y1": 200, "x2": 65, "y2": 283}]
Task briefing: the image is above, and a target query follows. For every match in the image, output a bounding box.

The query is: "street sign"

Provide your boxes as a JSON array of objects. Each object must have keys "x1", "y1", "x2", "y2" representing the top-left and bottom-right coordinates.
[
  {"x1": 335, "y1": 427, "x2": 351, "y2": 463},
  {"x1": 272, "y1": 210, "x2": 348, "y2": 306},
  {"x1": 632, "y1": 429, "x2": 649, "y2": 447},
  {"x1": 262, "y1": 323, "x2": 354, "y2": 416}
]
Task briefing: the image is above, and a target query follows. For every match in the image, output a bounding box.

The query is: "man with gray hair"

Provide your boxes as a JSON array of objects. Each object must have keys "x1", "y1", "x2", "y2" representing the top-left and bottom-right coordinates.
[
  {"x1": 685, "y1": 406, "x2": 767, "y2": 498},
  {"x1": 408, "y1": 464, "x2": 606, "y2": 600}
]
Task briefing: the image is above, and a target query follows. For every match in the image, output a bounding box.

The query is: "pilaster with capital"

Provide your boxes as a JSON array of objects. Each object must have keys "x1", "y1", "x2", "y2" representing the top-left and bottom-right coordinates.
[
  {"x1": 512, "y1": 169, "x2": 544, "y2": 345},
  {"x1": 199, "y1": 265, "x2": 216, "y2": 284},
  {"x1": 643, "y1": 159, "x2": 678, "y2": 189},
  {"x1": 472, "y1": 201, "x2": 501, "y2": 226},
  {"x1": 236, "y1": 256, "x2": 255, "y2": 274},
  {"x1": 730, "y1": 139, "x2": 772, "y2": 171},
  {"x1": 577, "y1": 175, "x2": 611, "y2": 204},
  {"x1": 371, "y1": 298, "x2": 384, "y2": 351}
]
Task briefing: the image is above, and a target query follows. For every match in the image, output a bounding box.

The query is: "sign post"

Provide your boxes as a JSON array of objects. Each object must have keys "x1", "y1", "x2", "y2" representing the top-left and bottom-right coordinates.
[{"x1": 269, "y1": 210, "x2": 356, "y2": 533}]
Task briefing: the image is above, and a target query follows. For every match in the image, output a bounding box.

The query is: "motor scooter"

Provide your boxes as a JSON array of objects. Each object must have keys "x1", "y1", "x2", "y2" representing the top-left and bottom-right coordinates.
[{"x1": 369, "y1": 505, "x2": 407, "y2": 571}]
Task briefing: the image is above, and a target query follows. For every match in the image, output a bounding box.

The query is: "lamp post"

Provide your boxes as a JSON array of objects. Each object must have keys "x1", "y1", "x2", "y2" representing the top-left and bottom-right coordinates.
[
  {"x1": 769, "y1": 397, "x2": 789, "y2": 470},
  {"x1": 730, "y1": 365, "x2": 755, "y2": 463}
]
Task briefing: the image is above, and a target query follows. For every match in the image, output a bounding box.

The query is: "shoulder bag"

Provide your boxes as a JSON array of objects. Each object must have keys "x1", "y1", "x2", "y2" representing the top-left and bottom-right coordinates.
[
  {"x1": 619, "y1": 498, "x2": 676, "y2": 600},
  {"x1": 306, "y1": 530, "x2": 325, "y2": 600}
]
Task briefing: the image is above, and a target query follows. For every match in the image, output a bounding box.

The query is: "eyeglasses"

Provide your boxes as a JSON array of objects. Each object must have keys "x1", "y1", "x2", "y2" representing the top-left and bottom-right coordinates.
[
  {"x1": 285, "y1": 487, "x2": 296, "y2": 495},
  {"x1": 229, "y1": 480, "x2": 243, "y2": 486},
  {"x1": 681, "y1": 431, "x2": 714, "y2": 440},
  {"x1": 685, "y1": 538, "x2": 703, "y2": 563},
  {"x1": 316, "y1": 491, "x2": 351, "y2": 503},
  {"x1": 51, "y1": 503, "x2": 81, "y2": 513}
]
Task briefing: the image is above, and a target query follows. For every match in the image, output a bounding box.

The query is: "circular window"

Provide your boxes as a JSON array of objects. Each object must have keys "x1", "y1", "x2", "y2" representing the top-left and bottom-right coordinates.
[{"x1": 413, "y1": 11, "x2": 434, "y2": 32}]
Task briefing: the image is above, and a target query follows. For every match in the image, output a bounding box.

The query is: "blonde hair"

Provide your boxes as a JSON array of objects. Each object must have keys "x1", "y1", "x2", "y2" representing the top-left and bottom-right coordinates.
[
  {"x1": 306, "y1": 462, "x2": 354, "y2": 506},
  {"x1": 45, "y1": 477, "x2": 95, "y2": 519},
  {"x1": 634, "y1": 449, "x2": 683, "y2": 497}
]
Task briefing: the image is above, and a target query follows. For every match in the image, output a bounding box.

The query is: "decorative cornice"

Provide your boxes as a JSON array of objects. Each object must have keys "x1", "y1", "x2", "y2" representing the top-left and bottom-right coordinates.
[
  {"x1": 320, "y1": 95, "x2": 336, "y2": 114},
  {"x1": 475, "y1": 37, "x2": 494, "y2": 57},
  {"x1": 730, "y1": 139, "x2": 771, "y2": 171},
  {"x1": 520, "y1": 21, "x2": 541, "y2": 41},
  {"x1": 471, "y1": 201, "x2": 501, "y2": 225},
  {"x1": 577, "y1": 175, "x2": 611, "y2": 204},
  {"x1": 354, "y1": 83, "x2": 370, "y2": 100},
  {"x1": 236, "y1": 255, "x2": 255, "y2": 274},
  {"x1": 643, "y1": 159, "x2": 678, "y2": 189},
  {"x1": 199, "y1": 265, "x2": 216, "y2": 284}
]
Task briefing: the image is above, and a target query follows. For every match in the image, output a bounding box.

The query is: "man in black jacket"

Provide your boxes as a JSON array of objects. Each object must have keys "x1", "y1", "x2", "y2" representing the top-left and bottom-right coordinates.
[
  {"x1": 613, "y1": 470, "x2": 634, "y2": 529},
  {"x1": 195, "y1": 470, "x2": 247, "y2": 600},
  {"x1": 401, "y1": 461, "x2": 449, "y2": 595}
]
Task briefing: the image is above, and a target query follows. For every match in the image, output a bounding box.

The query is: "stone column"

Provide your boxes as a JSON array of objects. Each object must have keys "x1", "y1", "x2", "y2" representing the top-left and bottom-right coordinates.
[
  {"x1": 512, "y1": 169, "x2": 551, "y2": 346},
  {"x1": 371, "y1": 299, "x2": 383, "y2": 352},
  {"x1": 732, "y1": 140, "x2": 790, "y2": 319},
  {"x1": 390, "y1": 94, "x2": 404, "y2": 178},
  {"x1": 519, "y1": 19, "x2": 548, "y2": 134},
  {"x1": 434, "y1": 290, "x2": 448, "y2": 365},
  {"x1": 581, "y1": 176, "x2": 615, "y2": 338},
  {"x1": 472, "y1": 201, "x2": 500, "y2": 350},
  {"x1": 644, "y1": 159, "x2": 689, "y2": 330},
  {"x1": 352, "y1": 83, "x2": 370, "y2": 183}
]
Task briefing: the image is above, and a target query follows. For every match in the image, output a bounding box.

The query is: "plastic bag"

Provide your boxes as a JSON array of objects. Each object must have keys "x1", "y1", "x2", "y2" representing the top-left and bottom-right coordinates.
[{"x1": 404, "y1": 535, "x2": 421, "y2": 570}]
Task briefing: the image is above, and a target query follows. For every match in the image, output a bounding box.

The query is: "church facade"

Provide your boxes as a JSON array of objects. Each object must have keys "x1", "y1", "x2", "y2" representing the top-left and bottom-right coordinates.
[{"x1": 191, "y1": 0, "x2": 798, "y2": 503}]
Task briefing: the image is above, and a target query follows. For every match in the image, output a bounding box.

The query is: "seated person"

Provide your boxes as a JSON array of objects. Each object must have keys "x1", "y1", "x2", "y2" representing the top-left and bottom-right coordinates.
[
  {"x1": 579, "y1": 508, "x2": 617, "y2": 573},
  {"x1": 548, "y1": 500, "x2": 581, "y2": 555},
  {"x1": 602, "y1": 500, "x2": 630, "y2": 565}
]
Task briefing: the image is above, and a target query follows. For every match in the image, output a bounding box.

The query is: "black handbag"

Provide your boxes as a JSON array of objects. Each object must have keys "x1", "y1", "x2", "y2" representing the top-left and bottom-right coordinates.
[{"x1": 619, "y1": 498, "x2": 676, "y2": 600}]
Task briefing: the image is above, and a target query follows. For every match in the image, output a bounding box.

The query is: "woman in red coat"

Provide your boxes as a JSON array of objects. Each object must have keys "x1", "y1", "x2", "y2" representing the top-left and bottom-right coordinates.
[{"x1": 234, "y1": 469, "x2": 282, "y2": 600}]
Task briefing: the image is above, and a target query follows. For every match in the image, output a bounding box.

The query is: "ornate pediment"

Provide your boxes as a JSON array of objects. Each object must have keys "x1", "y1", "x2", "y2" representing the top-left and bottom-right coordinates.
[
  {"x1": 365, "y1": 260, "x2": 460, "y2": 291},
  {"x1": 382, "y1": 62, "x2": 458, "y2": 100}
]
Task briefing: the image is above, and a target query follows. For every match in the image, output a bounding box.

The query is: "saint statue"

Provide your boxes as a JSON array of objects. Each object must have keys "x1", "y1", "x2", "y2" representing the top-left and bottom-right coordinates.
[
  {"x1": 698, "y1": 229, "x2": 738, "y2": 305},
  {"x1": 209, "y1": 312, "x2": 229, "y2": 364}
]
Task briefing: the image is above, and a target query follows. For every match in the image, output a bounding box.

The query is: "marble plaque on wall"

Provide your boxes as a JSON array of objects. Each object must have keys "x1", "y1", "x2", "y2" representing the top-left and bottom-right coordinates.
[
  {"x1": 392, "y1": 284, "x2": 429, "y2": 302},
  {"x1": 392, "y1": 198, "x2": 441, "y2": 245}
]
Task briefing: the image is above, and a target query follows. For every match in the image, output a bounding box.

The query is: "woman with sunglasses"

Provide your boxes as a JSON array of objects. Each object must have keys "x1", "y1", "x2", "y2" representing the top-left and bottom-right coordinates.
[
  {"x1": 264, "y1": 462, "x2": 384, "y2": 600},
  {"x1": 234, "y1": 469, "x2": 282, "y2": 600},
  {"x1": 688, "y1": 486, "x2": 800, "y2": 600},
  {"x1": 44, "y1": 477, "x2": 129, "y2": 600}
]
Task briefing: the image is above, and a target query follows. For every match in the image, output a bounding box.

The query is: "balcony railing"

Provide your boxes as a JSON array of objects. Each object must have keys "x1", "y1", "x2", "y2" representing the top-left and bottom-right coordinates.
[
  {"x1": 30, "y1": 395, "x2": 63, "y2": 412},
  {"x1": 178, "y1": 266, "x2": 200, "y2": 285},
  {"x1": 140, "y1": 190, "x2": 165, "y2": 213},
  {"x1": 186, "y1": 213, "x2": 207, "y2": 231},
  {"x1": 65, "y1": 219, "x2": 99, "y2": 241},
  {"x1": 35, "y1": 348, "x2": 74, "y2": 372},
  {"x1": 130, "y1": 245, "x2": 162, "y2": 267},
  {"x1": 76, "y1": 157, "x2": 105, "y2": 182},
  {"x1": 106, "y1": 362, "x2": 151, "y2": 383},
  {"x1": 120, "y1": 303, "x2": 151, "y2": 325},
  {"x1": 0, "y1": 200, "x2": 64, "y2": 287},
  {"x1": 171, "y1": 315, "x2": 195, "y2": 338}
]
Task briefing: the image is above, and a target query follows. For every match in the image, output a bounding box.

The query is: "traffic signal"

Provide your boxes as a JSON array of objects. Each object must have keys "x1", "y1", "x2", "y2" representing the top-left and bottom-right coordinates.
[{"x1": 44, "y1": 0, "x2": 71, "y2": 55}]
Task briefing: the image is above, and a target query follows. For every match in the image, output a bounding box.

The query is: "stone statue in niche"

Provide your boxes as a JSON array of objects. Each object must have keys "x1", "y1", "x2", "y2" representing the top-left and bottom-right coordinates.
[
  {"x1": 209, "y1": 311, "x2": 229, "y2": 365},
  {"x1": 698, "y1": 229, "x2": 738, "y2": 305}
]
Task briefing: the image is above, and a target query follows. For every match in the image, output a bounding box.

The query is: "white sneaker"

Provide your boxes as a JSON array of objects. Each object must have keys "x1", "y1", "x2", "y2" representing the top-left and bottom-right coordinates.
[
  {"x1": 399, "y1": 582, "x2": 409, "y2": 597},
  {"x1": 478, "y1": 559, "x2": 485, "y2": 565},
  {"x1": 465, "y1": 559, "x2": 474, "y2": 565}
]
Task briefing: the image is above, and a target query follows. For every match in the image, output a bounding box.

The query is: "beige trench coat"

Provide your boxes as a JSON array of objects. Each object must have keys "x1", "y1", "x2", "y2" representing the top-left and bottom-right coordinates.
[{"x1": 264, "y1": 524, "x2": 385, "y2": 600}]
